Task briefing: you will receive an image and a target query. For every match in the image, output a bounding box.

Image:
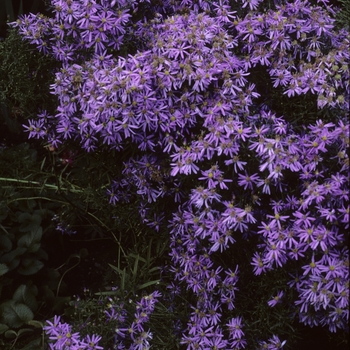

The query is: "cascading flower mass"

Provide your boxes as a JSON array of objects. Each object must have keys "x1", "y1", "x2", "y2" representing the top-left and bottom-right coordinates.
[{"x1": 11, "y1": 0, "x2": 349, "y2": 348}]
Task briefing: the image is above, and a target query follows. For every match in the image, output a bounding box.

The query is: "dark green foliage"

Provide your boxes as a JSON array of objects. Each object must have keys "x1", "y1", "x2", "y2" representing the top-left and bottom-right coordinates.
[
  {"x1": 0, "y1": 28, "x2": 57, "y2": 143},
  {"x1": 0, "y1": 206, "x2": 55, "y2": 348},
  {"x1": 0, "y1": 144, "x2": 62, "y2": 348},
  {"x1": 0, "y1": 0, "x2": 49, "y2": 39},
  {"x1": 336, "y1": 0, "x2": 350, "y2": 29},
  {"x1": 0, "y1": 140, "x2": 175, "y2": 347}
]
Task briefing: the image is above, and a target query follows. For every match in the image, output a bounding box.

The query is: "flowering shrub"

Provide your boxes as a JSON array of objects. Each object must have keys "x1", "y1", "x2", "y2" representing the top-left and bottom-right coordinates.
[
  {"x1": 44, "y1": 291, "x2": 161, "y2": 349},
  {"x1": 9, "y1": 0, "x2": 349, "y2": 348}
]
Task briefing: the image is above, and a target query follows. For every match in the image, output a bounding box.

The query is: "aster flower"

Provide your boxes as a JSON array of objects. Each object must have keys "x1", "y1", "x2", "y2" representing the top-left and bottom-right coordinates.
[
  {"x1": 225, "y1": 155, "x2": 247, "y2": 172},
  {"x1": 11, "y1": 1, "x2": 350, "y2": 346},
  {"x1": 43, "y1": 315, "x2": 63, "y2": 335},
  {"x1": 268, "y1": 291, "x2": 284, "y2": 307},
  {"x1": 264, "y1": 241, "x2": 287, "y2": 268},
  {"x1": 259, "y1": 335, "x2": 287, "y2": 349},
  {"x1": 44, "y1": 316, "x2": 82, "y2": 349},
  {"x1": 318, "y1": 257, "x2": 343, "y2": 280},
  {"x1": 198, "y1": 165, "x2": 224, "y2": 189},
  {"x1": 237, "y1": 172, "x2": 260, "y2": 190},
  {"x1": 145, "y1": 213, "x2": 164, "y2": 232},
  {"x1": 81, "y1": 334, "x2": 103, "y2": 350},
  {"x1": 338, "y1": 205, "x2": 350, "y2": 229},
  {"x1": 23, "y1": 119, "x2": 47, "y2": 139},
  {"x1": 266, "y1": 211, "x2": 289, "y2": 230},
  {"x1": 293, "y1": 210, "x2": 316, "y2": 228},
  {"x1": 302, "y1": 255, "x2": 322, "y2": 276},
  {"x1": 271, "y1": 69, "x2": 292, "y2": 88},
  {"x1": 283, "y1": 81, "x2": 303, "y2": 97},
  {"x1": 207, "y1": 334, "x2": 228, "y2": 349},
  {"x1": 227, "y1": 316, "x2": 244, "y2": 340},
  {"x1": 251, "y1": 252, "x2": 268, "y2": 275},
  {"x1": 241, "y1": 0, "x2": 263, "y2": 11}
]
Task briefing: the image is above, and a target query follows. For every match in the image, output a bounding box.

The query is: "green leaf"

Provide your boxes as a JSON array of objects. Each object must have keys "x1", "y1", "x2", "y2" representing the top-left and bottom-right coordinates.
[
  {"x1": 0, "y1": 247, "x2": 27, "y2": 270},
  {"x1": 137, "y1": 279, "x2": 161, "y2": 290},
  {"x1": 0, "y1": 301, "x2": 34, "y2": 328},
  {"x1": 133, "y1": 254, "x2": 140, "y2": 276},
  {"x1": 13, "y1": 285, "x2": 38, "y2": 312},
  {"x1": 148, "y1": 266, "x2": 160, "y2": 274},
  {"x1": 108, "y1": 263, "x2": 123, "y2": 274},
  {"x1": 0, "y1": 324, "x2": 9, "y2": 335},
  {"x1": 94, "y1": 291, "x2": 118, "y2": 296},
  {"x1": 0, "y1": 263, "x2": 9, "y2": 276},
  {"x1": 17, "y1": 328, "x2": 33, "y2": 336},
  {"x1": 17, "y1": 227, "x2": 42, "y2": 252},
  {"x1": 18, "y1": 213, "x2": 42, "y2": 233},
  {"x1": 27, "y1": 320, "x2": 43, "y2": 328},
  {"x1": 18, "y1": 259, "x2": 44, "y2": 275},
  {"x1": 17, "y1": 213, "x2": 31, "y2": 224},
  {"x1": 120, "y1": 268, "x2": 126, "y2": 290},
  {"x1": 40, "y1": 285, "x2": 55, "y2": 305},
  {"x1": 12, "y1": 303, "x2": 34, "y2": 325},
  {"x1": 0, "y1": 247, "x2": 27, "y2": 263},
  {"x1": 4, "y1": 329, "x2": 17, "y2": 339},
  {"x1": 34, "y1": 247, "x2": 48, "y2": 261},
  {"x1": 129, "y1": 253, "x2": 147, "y2": 263}
]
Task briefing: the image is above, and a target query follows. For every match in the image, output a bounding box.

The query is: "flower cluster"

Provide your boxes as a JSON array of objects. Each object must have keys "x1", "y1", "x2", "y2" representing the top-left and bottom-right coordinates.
[
  {"x1": 168, "y1": 115, "x2": 349, "y2": 343},
  {"x1": 45, "y1": 291, "x2": 161, "y2": 349},
  {"x1": 235, "y1": 0, "x2": 349, "y2": 110},
  {"x1": 258, "y1": 335, "x2": 287, "y2": 350},
  {"x1": 12, "y1": 0, "x2": 349, "y2": 348},
  {"x1": 44, "y1": 315, "x2": 103, "y2": 350},
  {"x1": 115, "y1": 291, "x2": 161, "y2": 349},
  {"x1": 52, "y1": 214, "x2": 77, "y2": 235}
]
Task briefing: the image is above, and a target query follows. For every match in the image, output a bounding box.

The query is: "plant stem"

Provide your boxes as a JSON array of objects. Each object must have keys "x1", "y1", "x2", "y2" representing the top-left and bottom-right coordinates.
[{"x1": 0, "y1": 177, "x2": 83, "y2": 193}]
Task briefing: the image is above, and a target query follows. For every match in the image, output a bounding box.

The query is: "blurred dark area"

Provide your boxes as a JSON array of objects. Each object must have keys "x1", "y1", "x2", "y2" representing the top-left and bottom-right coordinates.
[
  {"x1": 0, "y1": 1, "x2": 57, "y2": 146},
  {"x1": 0, "y1": 0, "x2": 51, "y2": 39}
]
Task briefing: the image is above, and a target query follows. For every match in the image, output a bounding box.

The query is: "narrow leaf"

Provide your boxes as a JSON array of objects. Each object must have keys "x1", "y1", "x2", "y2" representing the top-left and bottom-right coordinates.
[
  {"x1": 108, "y1": 263, "x2": 123, "y2": 274},
  {"x1": 137, "y1": 280, "x2": 161, "y2": 290}
]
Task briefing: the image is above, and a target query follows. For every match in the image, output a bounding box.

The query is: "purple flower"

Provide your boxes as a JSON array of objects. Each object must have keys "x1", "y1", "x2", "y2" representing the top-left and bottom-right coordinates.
[
  {"x1": 237, "y1": 172, "x2": 260, "y2": 190},
  {"x1": 23, "y1": 119, "x2": 46, "y2": 139},
  {"x1": 251, "y1": 252, "x2": 268, "y2": 276},
  {"x1": 12, "y1": 0, "x2": 350, "y2": 345},
  {"x1": 81, "y1": 334, "x2": 103, "y2": 350},
  {"x1": 227, "y1": 316, "x2": 244, "y2": 340},
  {"x1": 268, "y1": 291, "x2": 284, "y2": 307},
  {"x1": 259, "y1": 335, "x2": 287, "y2": 349},
  {"x1": 44, "y1": 316, "x2": 81, "y2": 349}
]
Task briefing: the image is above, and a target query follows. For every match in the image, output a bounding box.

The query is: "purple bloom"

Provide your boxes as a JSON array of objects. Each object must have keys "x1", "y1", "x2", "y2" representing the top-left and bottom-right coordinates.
[
  {"x1": 237, "y1": 172, "x2": 260, "y2": 190},
  {"x1": 259, "y1": 335, "x2": 287, "y2": 349},
  {"x1": 227, "y1": 316, "x2": 244, "y2": 340},
  {"x1": 268, "y1": 291, "x2": 284, "y2": 307},
  {"x1": 23, "y1": 119, "x2": 46, "y2": 139},
  {"x1": 44, "y1": 316, "x2": 82, "y2": 349},
  {"x1": 81, "y1": 334, "x2": 103, "y2": 350},
  {"x1": 12, "y1": 0, "x2": 350, "y2": 345},
  {"x1": 251, "y1": 252, "x2": 267, "y2": 275}
]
